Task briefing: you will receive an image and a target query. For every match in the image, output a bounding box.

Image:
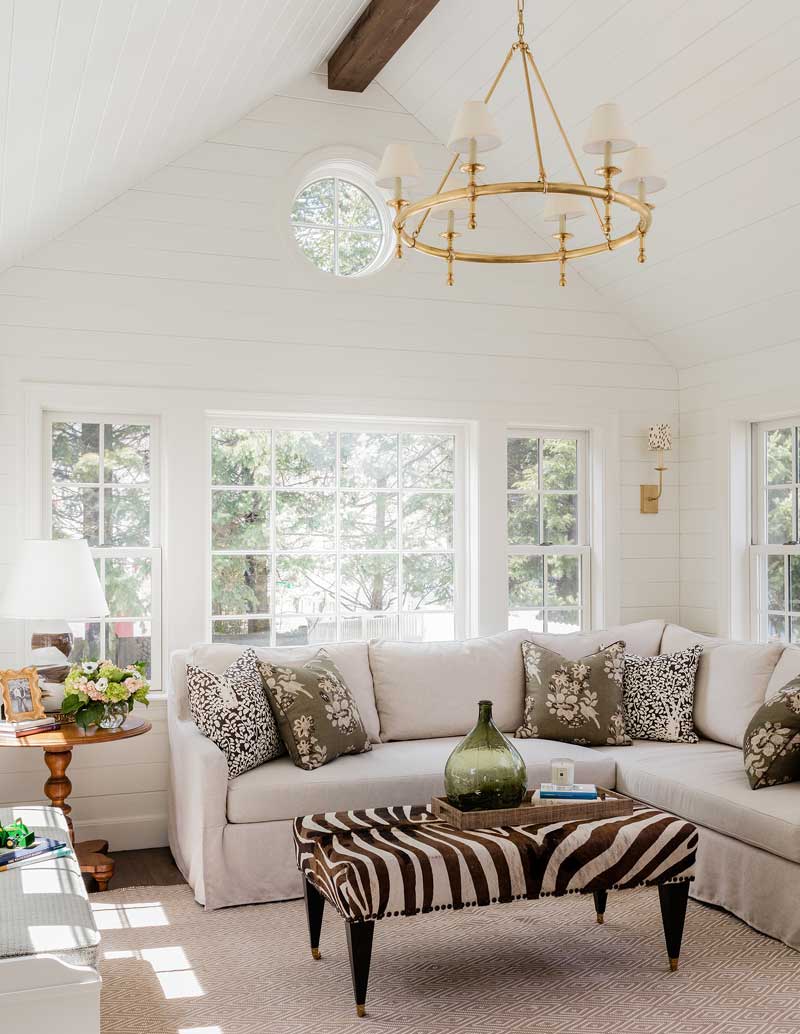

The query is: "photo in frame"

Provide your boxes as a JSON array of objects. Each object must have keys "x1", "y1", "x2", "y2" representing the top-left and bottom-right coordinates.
[{"x1": 0, "y1": 667, "x2": 46, "y2": 722}]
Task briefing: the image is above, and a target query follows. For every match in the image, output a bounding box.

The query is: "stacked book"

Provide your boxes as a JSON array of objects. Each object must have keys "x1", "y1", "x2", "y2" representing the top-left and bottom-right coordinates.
[
  {"x1": 0, "y1": 716, "x2": 59, "y2": 737},
  {"x1": 0, "y1": 838, "x2": 70, "y2": 874},
  {"x1": 539, "y1": 783, "x2": 598, "y2": 800}
]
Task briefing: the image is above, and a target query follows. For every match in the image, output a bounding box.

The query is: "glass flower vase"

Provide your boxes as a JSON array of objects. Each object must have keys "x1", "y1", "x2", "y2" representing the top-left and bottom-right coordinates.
[
  {"x1": 444, "y1": 699, "x2": 527, "y2": 811},
  {"x1": 98, "y1": 702, "x2": 128, "y2": 731}
]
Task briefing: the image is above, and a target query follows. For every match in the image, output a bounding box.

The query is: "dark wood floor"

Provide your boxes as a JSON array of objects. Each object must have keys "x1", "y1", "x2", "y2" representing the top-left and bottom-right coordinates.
[{"x1": 86, "y1": 846, "x2": 186, "y2": 893}]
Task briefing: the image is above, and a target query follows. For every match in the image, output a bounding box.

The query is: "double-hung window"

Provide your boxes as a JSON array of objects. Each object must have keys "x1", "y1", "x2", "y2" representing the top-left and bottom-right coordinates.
[
  {"x1": 506, "y1": 429, "x2": 589, "y2": 633},
  {"x1": 209, "y1": 421, "x2": 463, "y2": 645},
  {"x1": 45, "y1": 415, "x2": 161, "y2": 682},
  {"x1": 751, "y1": 419, "x2": 800, "y2": 642}
]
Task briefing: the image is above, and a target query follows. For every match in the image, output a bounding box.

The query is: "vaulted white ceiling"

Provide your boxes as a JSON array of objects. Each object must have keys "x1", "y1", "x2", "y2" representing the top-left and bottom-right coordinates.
[
  {"x1": 1, "y1": 0, "x2": 795, "y2": 371},
  {"x1": 376, "y1": 0, "x2": 800, "y2": 370},
  {"x1": 0, "y1": 0, "x2": 368, "y2": 271}
]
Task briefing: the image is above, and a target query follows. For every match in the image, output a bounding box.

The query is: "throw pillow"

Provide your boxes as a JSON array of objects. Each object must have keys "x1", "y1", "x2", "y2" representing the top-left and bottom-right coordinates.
[
  {"x1": 622, "y1": 647, "x2": 702, "y2": 743},
  {"x1": 186, "y1": 647, "x2": 284, "y2": 778},
  {"x1": 743, "y1": 678, "x2": 800, "y2": 789},
  {"x1": 516, "y1": 640, "x2": 630, "y2": 746},
  {"x1": 258, "y1": 651, "x2": 371, "y2": 771}
]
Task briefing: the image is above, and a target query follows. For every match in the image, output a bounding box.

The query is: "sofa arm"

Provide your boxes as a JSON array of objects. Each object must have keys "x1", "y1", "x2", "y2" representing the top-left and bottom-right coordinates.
[{"x1": 167, "y1": 712, "x2": 228, "y2": 901}]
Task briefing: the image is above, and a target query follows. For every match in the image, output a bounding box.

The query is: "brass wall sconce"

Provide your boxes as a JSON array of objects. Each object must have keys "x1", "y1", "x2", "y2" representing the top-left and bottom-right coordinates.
[{"x1": 640, "y1": 423, "x2": 672, "y2": 514}]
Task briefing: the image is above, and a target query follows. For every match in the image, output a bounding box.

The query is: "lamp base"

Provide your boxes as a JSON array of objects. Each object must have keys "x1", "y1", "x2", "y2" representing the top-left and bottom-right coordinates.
[{"x1": 640, "y1": 484, "x2": 659, "y2": 514}]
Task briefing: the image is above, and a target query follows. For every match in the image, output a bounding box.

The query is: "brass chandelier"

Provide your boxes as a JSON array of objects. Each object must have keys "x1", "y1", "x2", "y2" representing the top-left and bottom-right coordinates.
[{"x1": 375, "y1": 0, "x2": 666, "y2": 287}]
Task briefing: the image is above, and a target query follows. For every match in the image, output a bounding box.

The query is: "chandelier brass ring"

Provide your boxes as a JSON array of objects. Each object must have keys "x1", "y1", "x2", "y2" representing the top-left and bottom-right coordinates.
[{"x1": 396, "y1": 182, "x2": 653, "y2": 264}]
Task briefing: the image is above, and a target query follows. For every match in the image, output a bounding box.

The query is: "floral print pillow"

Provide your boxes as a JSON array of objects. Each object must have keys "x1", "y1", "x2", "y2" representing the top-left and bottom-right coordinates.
[
  {"x1": 516, "y1": 640, "x2": 631, "y2": 747},
  {"x1": 258, "y1": 651, "x2": 371, "y2": 771},
  {"x1": 743, "y1": 677, "x2": 800, "y2": 790}
]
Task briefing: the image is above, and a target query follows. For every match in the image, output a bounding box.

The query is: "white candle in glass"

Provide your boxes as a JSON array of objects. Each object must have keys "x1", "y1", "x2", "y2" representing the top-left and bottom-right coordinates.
[{"x1": 550, "y1": 758, "x2": 575, "y2": 786}]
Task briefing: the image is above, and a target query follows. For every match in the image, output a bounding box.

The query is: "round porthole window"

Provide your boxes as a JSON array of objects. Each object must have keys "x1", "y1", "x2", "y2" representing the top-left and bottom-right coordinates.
[{"x1": 290, "y1": 165, "x2": 390, "y2": 277}]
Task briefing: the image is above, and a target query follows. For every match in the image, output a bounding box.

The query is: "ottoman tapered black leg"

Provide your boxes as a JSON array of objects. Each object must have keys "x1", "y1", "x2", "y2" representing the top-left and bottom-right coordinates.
[
  {"x1": 346, "y1": 920, "x2": 375, "y2": 1018},
  {"x1": 658, "y1": 881, "x2": 690, "y2": 971},
  {"x1": 593, "y1": 889, "x2": 608, "y2": 924},
  {"x1": 303, "y1": 878, "x2": 325, "y2": 960}
]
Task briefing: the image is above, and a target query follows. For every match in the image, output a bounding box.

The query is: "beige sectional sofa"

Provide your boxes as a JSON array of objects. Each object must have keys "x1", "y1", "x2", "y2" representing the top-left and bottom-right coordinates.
[{"x1": 167, "y1": 620, "x2": 800, "y2": 951}]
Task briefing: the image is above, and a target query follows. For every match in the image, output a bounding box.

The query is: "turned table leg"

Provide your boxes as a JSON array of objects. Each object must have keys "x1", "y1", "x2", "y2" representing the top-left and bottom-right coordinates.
[
  {"x1": 43, "y1": 747, "x2": 74, "y2": 840},
  {"x1": 41, "y1": 745, "x2": 115, "y2": 890}
]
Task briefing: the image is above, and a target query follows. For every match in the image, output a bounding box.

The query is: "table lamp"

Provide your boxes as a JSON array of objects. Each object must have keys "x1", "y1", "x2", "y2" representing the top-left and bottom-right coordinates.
[{"x1": 0, "y1": 539, "x2": 110, "y2": 688}]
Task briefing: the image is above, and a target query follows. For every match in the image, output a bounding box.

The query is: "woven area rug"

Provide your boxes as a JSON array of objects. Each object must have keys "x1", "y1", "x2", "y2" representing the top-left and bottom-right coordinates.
[{"x1": 92, "y1": 884, "x2": 798, "y2": 1034}]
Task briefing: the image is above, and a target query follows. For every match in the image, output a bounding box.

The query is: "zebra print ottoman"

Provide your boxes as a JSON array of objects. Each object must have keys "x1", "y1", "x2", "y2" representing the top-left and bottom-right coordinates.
[{"x1": 294, "y1": 803, "x2": 697, "y2": 1018}]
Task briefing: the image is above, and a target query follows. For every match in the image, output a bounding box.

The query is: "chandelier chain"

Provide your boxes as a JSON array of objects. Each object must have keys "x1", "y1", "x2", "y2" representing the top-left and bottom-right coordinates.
[{"x1": 517, "y1": 0, "x2": 525, "y2": 42}]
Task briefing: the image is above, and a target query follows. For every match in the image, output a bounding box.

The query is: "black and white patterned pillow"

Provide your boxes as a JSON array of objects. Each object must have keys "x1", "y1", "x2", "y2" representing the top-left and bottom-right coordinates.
[
  {"x1": 623, "y1": 647, "x2": 703, "y2": 743},
  {"x1": 186, "y1": 647, "x2": 284, "y2": 777}
]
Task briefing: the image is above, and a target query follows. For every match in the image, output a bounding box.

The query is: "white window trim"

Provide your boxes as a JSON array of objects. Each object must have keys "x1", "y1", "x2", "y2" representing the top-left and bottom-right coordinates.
[
  {"x1": 506, "y1": 427, "x2": 591, "y2": 632},
  {"x1": 749, "y1": 416, "x2": 800, "y2": 643},
  {"x1": 42, "y1": 412, "x2": 163, "y2": 690},
  {"x1": 207, "y1": 413, "x2": 469, "y2": 645}
]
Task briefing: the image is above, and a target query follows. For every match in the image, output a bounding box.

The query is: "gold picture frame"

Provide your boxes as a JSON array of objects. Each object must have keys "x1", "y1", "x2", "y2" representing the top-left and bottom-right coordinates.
[{"x1": 0, "y1": 667, "x2": 46, "y2": 722}]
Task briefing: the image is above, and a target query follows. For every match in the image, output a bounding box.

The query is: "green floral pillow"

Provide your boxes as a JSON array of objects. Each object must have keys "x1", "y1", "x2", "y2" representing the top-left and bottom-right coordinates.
[
  {"x1": 258, "y1": 651, "x2": 371, "y2": 771},
  {"x1": 516, "y1": 640, "x2": 630, "y2": 746},
  {"x1": 743, "y1": 678, "x2": 800, "y2": 790}
]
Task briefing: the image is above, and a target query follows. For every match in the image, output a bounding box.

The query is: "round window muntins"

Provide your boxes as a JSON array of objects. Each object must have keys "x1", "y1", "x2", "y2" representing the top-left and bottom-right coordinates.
[{"x1": 291, "y1": 176, "x2": 386, "y2": 277}]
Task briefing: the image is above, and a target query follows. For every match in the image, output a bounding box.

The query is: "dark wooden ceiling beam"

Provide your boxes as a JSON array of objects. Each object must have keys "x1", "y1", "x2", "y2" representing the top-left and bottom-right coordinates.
[{"x1": 328, "y1": 0, "x2": 440, "y2": 93}]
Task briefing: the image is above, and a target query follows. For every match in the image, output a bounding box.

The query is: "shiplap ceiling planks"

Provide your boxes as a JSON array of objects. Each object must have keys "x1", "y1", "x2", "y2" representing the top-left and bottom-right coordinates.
[
  {"x1": 0, "y1": 0, "x2": 795, "y2": 372},
  {"x1": 0, "y1": 0, "x2": 370, "y2": 271},
  {"x1": 376, "y1": 0, "x2": 800, "y2": 369}
]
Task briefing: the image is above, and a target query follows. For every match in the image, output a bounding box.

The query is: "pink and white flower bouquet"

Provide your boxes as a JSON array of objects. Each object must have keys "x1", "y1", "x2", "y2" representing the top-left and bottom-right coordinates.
[{"x1": 62, "y1": 660, "x2": 150, "y2": 731}]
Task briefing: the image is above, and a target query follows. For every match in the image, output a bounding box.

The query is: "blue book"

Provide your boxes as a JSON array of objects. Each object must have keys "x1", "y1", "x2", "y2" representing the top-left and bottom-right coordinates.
[
  {"x1": 0, "y1": 837, "x2": 67, "y2": 869},
  {"x1": 539, "y1": 783, "x2": 598, "y2": 800}
]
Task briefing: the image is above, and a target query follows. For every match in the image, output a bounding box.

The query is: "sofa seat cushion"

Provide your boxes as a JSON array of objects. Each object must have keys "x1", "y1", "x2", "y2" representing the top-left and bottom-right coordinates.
[
  {"x1": 369, "y1": 631, "x2": 528, "y2": 740},
  {"x1": 226, "y1": 736, "x2": 616, "y2": 824},
  {"x1": 598, "y1": 740, "x2": 800, "y2": 864},
  {"x1": 189, "y1": 640, "x2": 380, "y2": 743},
  {"x1": 660, "y1": 625, "x2": 783, "y2": 747}
]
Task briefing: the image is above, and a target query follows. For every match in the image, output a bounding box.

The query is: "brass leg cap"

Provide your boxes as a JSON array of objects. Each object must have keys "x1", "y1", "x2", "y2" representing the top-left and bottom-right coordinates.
[
  {"x1": 669, "y1": 958, "x2": 679, "y2": 972},
  {"x1": 356, "y1": 1004, "x2": 366, "y2": 1018},
  {"x1": 596, "y1": 912, "x2": 604, "y2": 924},
  {"x1": 311, "y1": 948, "x2": 321, "y2": 960}
]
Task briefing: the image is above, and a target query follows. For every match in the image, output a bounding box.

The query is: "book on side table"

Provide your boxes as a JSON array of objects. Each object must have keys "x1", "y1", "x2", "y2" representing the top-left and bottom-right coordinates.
[
  {"x1": 539, "y1": 783, "x2": 598, "y2": 800},
  {"x1": 0, "y1": 838, "x2": 69, "y2": 873}
]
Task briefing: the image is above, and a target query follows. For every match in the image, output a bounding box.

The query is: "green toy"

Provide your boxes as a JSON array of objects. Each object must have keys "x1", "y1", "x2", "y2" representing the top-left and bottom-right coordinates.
[{"x1": 1, "y1": 818, "x2": 35, "y2": 850}]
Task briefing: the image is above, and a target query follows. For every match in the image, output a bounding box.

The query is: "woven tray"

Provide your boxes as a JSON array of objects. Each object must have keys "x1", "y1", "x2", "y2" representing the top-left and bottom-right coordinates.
[{"x1": 430, "y1": 786, "x2": 633, "y2": 830}]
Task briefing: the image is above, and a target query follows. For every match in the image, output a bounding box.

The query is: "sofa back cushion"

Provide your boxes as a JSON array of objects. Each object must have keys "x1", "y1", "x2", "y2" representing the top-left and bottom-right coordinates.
[
  {"x1": 369, "y1": 630, "x2": 528, "y2": 741},
  {"x1": 526, "y1": 619, "x2": 664, "y2": 660},
  {"x1": 766, "y1": 645, "x2": 799, "y2": 700},
  {"x1": 660, "y1": 624, "x2": 784, "y2": 747},
  {"x1": 185, "y1": 641, "x2": 381, "y2": 743}
]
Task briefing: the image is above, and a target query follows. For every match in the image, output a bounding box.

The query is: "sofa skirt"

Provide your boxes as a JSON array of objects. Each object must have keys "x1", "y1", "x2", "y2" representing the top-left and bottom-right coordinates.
[{"x1": 690, "y1": 823, "x2": 800, "y2": 951}]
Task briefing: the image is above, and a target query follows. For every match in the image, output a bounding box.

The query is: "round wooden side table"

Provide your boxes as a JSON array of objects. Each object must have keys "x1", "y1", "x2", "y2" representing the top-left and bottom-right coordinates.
[{"x1": 0, "y1": 715, "x2": 152, "y2": 889}]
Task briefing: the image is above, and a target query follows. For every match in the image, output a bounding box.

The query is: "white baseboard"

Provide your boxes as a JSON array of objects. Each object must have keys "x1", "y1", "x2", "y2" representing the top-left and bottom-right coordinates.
[{"x1": 72, "y1": 812, "x2": 169, "y2": 851}]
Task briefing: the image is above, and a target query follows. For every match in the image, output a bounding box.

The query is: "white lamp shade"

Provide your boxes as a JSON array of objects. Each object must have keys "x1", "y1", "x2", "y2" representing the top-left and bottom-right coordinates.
[
  {"x1": 447, "y1": 101, "x2": 502, "y2": 154},
  {"x1": 542, "y1": 191, "x2": 586, "y2": 222},
  {"x1": 583, "y1": 102, "x2": 636, "y2": 155},
  {"x1": 648, "y1": 424, "x2": 673, "y2": 452},
  {"x1": 619, "y1": 146, "x2": 667, "y2": 195},
  {"x1": 375, "y1": 143, "x2": 421, "y2": 188},
  {"x1": 0, "y1": 539, "x2": 109, "y2": 620}
]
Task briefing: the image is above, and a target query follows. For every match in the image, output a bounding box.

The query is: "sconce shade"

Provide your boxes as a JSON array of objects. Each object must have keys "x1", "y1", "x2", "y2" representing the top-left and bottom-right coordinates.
[
  {"x1": 648, "y1": 424, "x2": 673, "y2": 452},
  {"x1": 0, "y1": 539, "x2": 109, "y2": 620},
  {"x1": 447, "y1": 101, "x2": 502, "y2": 154},
  {"x1": 619, "y1": 146, "x2": 667, "y2": 195},
  {"x1": 583, "y1": 102, "x2": 636, "y2": 155},
  {"x1": 375, "y1": 143, "x2": 421, "y2": 188},
  {"x1": 542, "y1": 191, "x2": 586, "y2": 222}
]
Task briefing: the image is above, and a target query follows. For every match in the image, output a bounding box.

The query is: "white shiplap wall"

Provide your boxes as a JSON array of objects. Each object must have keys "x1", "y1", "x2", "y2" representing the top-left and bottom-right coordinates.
[{"x1": 0, "y1": 74, "x2": 678, "y2": 848}]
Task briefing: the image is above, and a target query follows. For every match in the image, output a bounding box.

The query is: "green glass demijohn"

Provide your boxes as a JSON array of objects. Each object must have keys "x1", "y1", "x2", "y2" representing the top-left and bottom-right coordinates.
[{"x1": 444, "y1": 699, "x2": 527, "y2": 811}]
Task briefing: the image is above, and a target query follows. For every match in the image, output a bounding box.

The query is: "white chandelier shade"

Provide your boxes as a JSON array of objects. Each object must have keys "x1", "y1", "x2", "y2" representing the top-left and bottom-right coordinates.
[
  {"x1": 542, "y1": 191, "x2": 586, "y2": 222},
  {"x1": 375, "y1": 143, "x2": 422, "y2": 188},
  {"x1": 582, "y1": 102, "x2": 636, "y2": 155},
  {"x1": 619, "y1": 146, "x2": 667, "y2": 196},
  {"x1": 447, "y1": 101, "x2": 502, "y2": 154}
]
